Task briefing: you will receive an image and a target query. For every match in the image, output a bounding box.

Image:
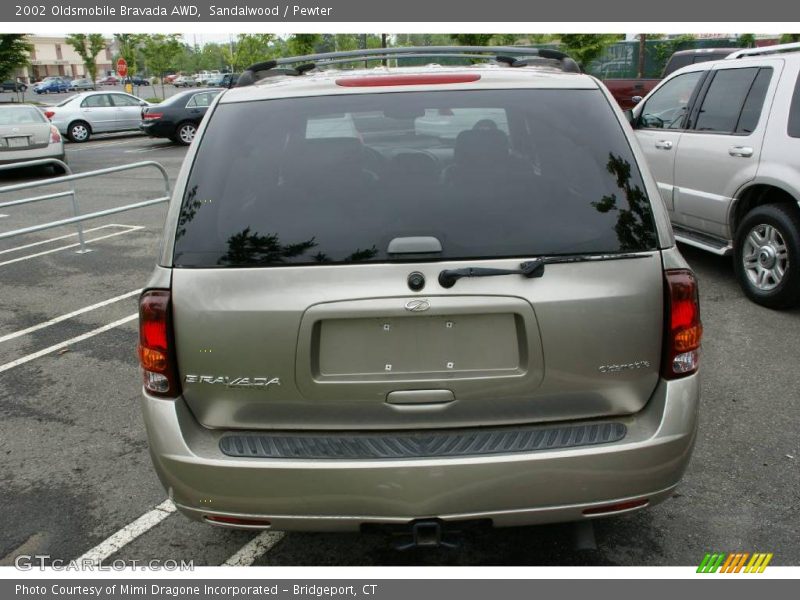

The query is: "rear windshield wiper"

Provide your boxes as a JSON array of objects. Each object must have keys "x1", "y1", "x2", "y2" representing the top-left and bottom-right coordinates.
[
  {"x1": 438, "y1": 252, "x2": 650, "y2": 288},
  {"x1": 438, "y1": 260, "x2": 545, "y2": 288}
]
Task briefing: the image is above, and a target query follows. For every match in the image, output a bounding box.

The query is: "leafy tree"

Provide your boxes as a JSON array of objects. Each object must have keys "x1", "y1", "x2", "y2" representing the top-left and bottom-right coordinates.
[
  {"x1": 0, "y1": 34, "x2": 32, "y2": 83},
  {"x1": 288, "y1": 34, "x2": 322, "y2": 56},
  {"x1": 450, "y1": 34, "x2": 494, "y2": 46},
  {"x1": 736, "y1": 34, "x2": 756, "y2": 48},
  {"x1": 142, "y1": 34, "x2": 183, "y2": 98},
  {"x1": 223, "y1": 34, "x2": 275, "y2": 71},
  {"x1": 779, "y1": 34, "x2": 800, "y2": 43},
  {"x1": 557, "y1": 34, "x2": 625, "y2": 69},
  {"x1": 113, "y1": 34, "x2": 146, "y2": 76},
  {"x1": 65, "y1": 34, "x2": 107, "y2": 81}
]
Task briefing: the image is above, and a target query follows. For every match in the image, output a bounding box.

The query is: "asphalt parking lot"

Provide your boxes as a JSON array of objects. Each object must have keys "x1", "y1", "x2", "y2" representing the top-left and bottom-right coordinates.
[{"x1": 0, "y1": 132, "x2": 798, "y2": 568}]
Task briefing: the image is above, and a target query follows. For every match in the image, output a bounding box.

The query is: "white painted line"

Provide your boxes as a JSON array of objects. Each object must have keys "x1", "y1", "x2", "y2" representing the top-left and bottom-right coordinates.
[
  {"x1": 222, "y1": 532, "x2": 286, "y2": 567},
  {"x1": 0, "y1": 226, "x2": 145, "y2": 267},
  {"x1": 77, "y1": 500, "x2": 176, "y2": 563},
  {"x1": 0, "y1": 289, "x2": 141, "y2": 345},
  {"x1": 0, "y1": 313, "x2": 137, "y2": 375},
  {"x1": 0, "y1": 214, "x2": 7, "y2": 219},
  {"x1": 0, "y1": 224, "x2": 132, "y2": 255},
  {"x1": 66, "y1": 139, "x2": 143, "y2": 152}
]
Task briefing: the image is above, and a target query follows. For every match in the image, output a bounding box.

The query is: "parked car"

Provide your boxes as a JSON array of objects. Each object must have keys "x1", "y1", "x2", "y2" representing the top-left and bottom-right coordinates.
[
  {"x1": 0, "y1": 104, "x2": 65, "y2": 168},
  {"x1": 33, "y1": 79, "x2": 70, "y2": 94},
  {"x1": 632, "y1": 42, "x2": 800, "y2": 308},
  {"x1": 124, "y1": 75, "x2": 149, "y2": 86},
  {"x1": 164, "y1": 74, "x2": 179, "y2": 84},
  {"x1": 45, "y1": 91, "x2": 150, "y2": 142},
  {"x1": 140, "y1": 88, "x2": 222, "y2": 145},
  {"x1": 205, "y1": 73, "x2": 225, "y2": 87},
  {"x1": 69, "y1": 78, "x2": 96, "y2": 91},
  {"x1": 603, "y1": 48, "x2": 744, "y2": 110},
  {"x1": 173, "y1": 75, "x2": 198, "y2": 88},
  {"x1": 2, "y1": 80, "x2": 28, "y2": 92},
  {"x1": 97, "y1": 75, "x2": 120, "y2": 86},
  {"x1": 195, "y1": 70, "x2": 221, "y2": 85},
  {"x1": 220, "y1": 72, "x2": 240, "y2": 88},
  {"x1": 138, "y1": 47, "x2": 702, "y2": 537}
]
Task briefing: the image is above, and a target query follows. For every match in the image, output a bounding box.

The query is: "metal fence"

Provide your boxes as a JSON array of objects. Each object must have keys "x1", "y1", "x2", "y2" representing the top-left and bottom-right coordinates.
[{"x1": 0, "y1": 159, "x2": 171, "y2": 253}]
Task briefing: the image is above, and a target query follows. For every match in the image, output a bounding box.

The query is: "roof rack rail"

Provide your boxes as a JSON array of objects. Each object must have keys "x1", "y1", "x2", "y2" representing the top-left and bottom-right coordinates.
[
  {"x1": 237, "y1": 46, "x2": 581, "y2": 87},
  {"x1": 726, "y1": 42, "x2": 800, "y2": 59}
]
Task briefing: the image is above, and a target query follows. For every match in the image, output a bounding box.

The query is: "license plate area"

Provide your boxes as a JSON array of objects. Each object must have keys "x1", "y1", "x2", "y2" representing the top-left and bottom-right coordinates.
[
  {"x1": 6, "y1": 136, "x2": 29, "y2": 148},
  {"x1": 318, "y1": 313, "x2": 520, "y2": 376}
]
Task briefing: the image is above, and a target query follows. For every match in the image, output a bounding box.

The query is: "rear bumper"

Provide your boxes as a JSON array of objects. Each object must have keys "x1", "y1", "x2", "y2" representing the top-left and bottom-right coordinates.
[
  {"x1": 0, "y1": 145, "x2": 65, "y2": 165},
  {"x1": 142, "y1": 375, "x2": 699, "y2": 531}
]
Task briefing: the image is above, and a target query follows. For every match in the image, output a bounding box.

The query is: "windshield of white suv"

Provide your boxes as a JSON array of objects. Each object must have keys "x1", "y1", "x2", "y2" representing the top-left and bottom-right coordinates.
[{"x1": 173, "y1": 89, "x2": 657, "y2": 267}]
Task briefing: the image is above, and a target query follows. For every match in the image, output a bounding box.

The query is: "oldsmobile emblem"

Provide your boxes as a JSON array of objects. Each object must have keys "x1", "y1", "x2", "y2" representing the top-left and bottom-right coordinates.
[
  {"x1": 404, "y1": 299, "x2": 431, "y2": 312},
  {"x1": 184, "y1": 374, "x2": 281, "y2": 388}
]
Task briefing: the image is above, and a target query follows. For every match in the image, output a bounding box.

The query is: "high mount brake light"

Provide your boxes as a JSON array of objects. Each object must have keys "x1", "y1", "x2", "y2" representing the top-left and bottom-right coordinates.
[
  {"x1": 662, "y1": 269, "x2": 702, "y2": 379},
  {"x1": 138, "y1": 290, "x2": 181, "y2": 398},
  {"x1": 335, "y1": 73, "x2": 481, "y2": 87}
]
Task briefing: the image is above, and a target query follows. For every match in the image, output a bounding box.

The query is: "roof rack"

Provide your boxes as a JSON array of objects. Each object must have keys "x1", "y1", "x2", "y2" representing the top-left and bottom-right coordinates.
[
  {"x1": 726, "y1": 42, "x2": 800, "y2": 59},
  {"x1": 236, "y1": 46, "x2": 581, "y2": 87}
]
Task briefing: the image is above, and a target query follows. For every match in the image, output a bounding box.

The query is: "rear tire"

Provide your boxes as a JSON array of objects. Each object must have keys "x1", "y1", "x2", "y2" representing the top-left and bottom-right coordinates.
[
  {"x1": 734, "y1": 203, "x2": 800, "y2": 309},
  {"x1": 175, "y1": 122, "x2": 197, "y2": 145},
  {"x1": 67, "y1": 121, "x2": 91, "y2": 143}
]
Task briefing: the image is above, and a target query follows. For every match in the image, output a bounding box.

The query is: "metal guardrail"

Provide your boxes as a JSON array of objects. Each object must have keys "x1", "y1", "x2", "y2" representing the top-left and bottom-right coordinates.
[{"x1": 0, "y1": 159, "x2": 171, "y2": 253}]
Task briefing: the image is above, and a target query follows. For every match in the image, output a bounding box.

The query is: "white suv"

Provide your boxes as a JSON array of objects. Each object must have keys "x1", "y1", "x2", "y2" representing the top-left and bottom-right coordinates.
[{"x1": 632, "y1": 42, "x2": 800, "y2": 308}]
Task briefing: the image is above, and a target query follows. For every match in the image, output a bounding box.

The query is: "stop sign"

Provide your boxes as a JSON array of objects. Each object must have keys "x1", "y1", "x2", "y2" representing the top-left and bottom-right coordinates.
[{"x1": 116, "y1": 58, "x2": 128, "y2": 78}]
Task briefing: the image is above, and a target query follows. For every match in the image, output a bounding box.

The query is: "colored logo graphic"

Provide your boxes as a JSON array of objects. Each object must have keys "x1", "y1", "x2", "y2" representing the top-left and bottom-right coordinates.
[{"x1": 697, "y1": 552, "x2": 773, "y2": 573}]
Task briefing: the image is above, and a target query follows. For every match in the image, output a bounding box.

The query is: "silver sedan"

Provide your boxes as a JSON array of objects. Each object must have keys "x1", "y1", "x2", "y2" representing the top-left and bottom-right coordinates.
[
  {"x1": 0, "y1": 104, "x2": 65, "y2": 168},
  {"x1": 45, "y1": 91, "x2": 150, "y2": 143}
]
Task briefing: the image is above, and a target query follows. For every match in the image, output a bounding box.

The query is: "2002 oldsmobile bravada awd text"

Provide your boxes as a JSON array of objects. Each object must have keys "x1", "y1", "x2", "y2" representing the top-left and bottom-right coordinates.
[{"x1": 138, "y1": 47, "x2": 702, "y2": 538}]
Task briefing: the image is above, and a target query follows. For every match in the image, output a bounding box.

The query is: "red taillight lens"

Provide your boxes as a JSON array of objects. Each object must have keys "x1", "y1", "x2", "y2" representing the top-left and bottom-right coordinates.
[
  {"x1": 49, "y1": 126, "x2": 61, "y2": 144},
  {"x1": 138, "y1": 290, "x2": 180, "y2": 397},
  {"x1": 44, "y1": 110, "x2": 55, "y2": 120},
  {"x1": 143, "y1": 112, "x2": 163, "y2": 120},
  {"x1": 662, "y1": 269, "x2": 703, "y2": 379},
  {"x1": 204, "y1": 515, "x2": 272, "y2": 528},
  {"x1": 582, "y1": 499, "x2": 649, "y2": 516}
]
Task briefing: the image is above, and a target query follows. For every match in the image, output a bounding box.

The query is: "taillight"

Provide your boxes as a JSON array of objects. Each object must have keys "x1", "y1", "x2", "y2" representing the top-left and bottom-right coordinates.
[
  {"x1": 44, "y1": 110, "x2": 55, "y2": 120},
  {"x1": 49, "y1": 126, "x2": 61, "y2": 144},
  {"x1": 138, "y1": 290, "x2": 181, "y2": 397},
  {"x1": 662, "y1": 269, "x2": 702, "y2": 379},
  {"x1": 143, "y1": 112, "x2": 163, "y2": 120}
]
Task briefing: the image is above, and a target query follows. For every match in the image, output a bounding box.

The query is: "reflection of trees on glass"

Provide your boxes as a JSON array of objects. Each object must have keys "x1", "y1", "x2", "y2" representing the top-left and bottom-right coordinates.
[
  {"x1": 175, "y1": 185, "x2": 201, "y2": 241},
  {"x1": 346, "y1": 246, "x2": 378, "y2": 262},
  {"x1": 219, "y1": 228, "x2": 317, "y2": 266},
  {"x1": 592, "y1": 154, "x2": 658, "y2": 251}
]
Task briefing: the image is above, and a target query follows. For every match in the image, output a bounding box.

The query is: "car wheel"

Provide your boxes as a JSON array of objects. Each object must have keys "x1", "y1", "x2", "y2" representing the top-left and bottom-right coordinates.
[
  {"x1": 734, "y1": 203, "x2": 800, "y2": 309},
  {"x1": 67, "y1": 121, "x2": 91, "y2": 143},
  {"x1": 175, "y1": 122, "x2": 197, "y2": 145}
]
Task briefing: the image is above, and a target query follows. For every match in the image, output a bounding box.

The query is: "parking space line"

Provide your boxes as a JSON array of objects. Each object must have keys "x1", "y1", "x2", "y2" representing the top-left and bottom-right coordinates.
[
  {"x1": 76, "y1": 500, "x2": 176, "y2": 563},
  {"x1": 0, "y1": 226, "x2": 145, "y2": 267},
  {"x1": 0, "y1": 313, "x2": 137, "y2": 375},
  {"x1": 0, "y1": 224, "x2": 133, "y2": 255},
  {"x1": 222, "y1": 532, "x2": 285, "y2": 567},
  {"x1": 0, "y1": 289, "x2": 141, "y2": 345},
  {"x1": 124, "y1": 145, "x2": 176, "y2": 154},
  {"x1": 66, "y1": 139, "x2": 144, "y2": 152}
]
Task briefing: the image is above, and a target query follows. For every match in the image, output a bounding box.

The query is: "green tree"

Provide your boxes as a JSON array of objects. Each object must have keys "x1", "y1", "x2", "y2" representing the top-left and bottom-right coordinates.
[
  {"x1": 113, "y1": 34, "x2": 146, "y2": 76},
  {"x1": 288, "y1": 34, "x2": 322, "y2": 56},
  {"x1": 142, "y1": 34, "x2": 183, "y2": 98},
  {"x1": 737, "y1": 34, "x2": 756, "y2": 48},
  {"x1": 557, "y1": 34, "x2": 624, "y2": 69},
  {"x1": 65, "y1": 34, "x2": 107, "y2": 81},
  {"x1": 779, "y1": 34, "x2": 800, "y2": 43},
  {"x1": 450, "y1": 34, "x2": 494, "y2": 46},
  {"x1": 0, "y1": 34, "x2": 32, "y2": 83},
  {"x1": 223, "y1": 34, "x2": 275, "y2": 71}
]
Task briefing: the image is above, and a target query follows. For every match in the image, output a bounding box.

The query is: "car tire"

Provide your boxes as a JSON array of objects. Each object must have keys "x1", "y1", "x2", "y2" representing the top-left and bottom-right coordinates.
[
  {"x1": 734, "y1": 203, "x2": 800, "y2": 309},
  {"x1": 67, "y1": 121, "x2": 91, "y2": 143},
  {"x1": 175, "y1": 122, "x2": 197, "y2": 145}
]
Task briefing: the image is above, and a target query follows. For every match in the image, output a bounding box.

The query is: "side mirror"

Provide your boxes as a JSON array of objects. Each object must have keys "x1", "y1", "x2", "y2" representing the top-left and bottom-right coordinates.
[
  {"x1": 631, "y1": 95, "x2": 643, "y2": 105},
  {"x1": 623, "y1": 109, "x2": 635, "y2": 126}
]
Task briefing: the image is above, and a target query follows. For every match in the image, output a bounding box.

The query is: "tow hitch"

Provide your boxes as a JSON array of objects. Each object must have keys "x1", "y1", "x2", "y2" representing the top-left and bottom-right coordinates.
[{"x1": 392, "y1": 519, "x2": 462, "y2": 551}]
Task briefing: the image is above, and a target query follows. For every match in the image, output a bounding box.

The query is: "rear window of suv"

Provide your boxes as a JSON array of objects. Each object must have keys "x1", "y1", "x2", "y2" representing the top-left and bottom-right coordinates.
[{"x1": 173, "y1": 89, "x2": 658, "y2": 267}]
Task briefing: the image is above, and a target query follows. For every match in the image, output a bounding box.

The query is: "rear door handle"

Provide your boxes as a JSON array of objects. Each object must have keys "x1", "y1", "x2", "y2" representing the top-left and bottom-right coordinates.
[
  {"x1": 654, "y1": 140, "x2": 673, "y2": 150},
  {"x1": 729, "y1": 146, "x2": 753, "y2": 157}
]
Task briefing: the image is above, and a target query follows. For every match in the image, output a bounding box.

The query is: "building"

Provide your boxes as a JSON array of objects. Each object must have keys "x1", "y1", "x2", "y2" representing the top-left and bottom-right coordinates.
[{"x1": 15, "y1": 36, "x2": 115, "y2": 83}]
